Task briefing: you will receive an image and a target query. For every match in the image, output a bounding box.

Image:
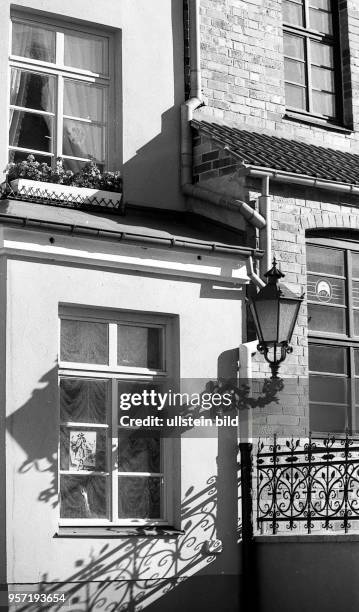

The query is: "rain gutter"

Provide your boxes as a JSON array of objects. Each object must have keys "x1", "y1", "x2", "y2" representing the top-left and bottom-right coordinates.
[
  {"x1": 0, "y1": 207, "x2": 264, "y2": 259},
  {"x1": 240, "y1": 165, "x2": 359, "y2": 195}
]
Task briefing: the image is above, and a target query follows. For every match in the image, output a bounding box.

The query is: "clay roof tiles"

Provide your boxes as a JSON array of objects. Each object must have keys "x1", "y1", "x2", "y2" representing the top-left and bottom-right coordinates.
[{"x1": 192, "y1": 118, "x2": 359, "y2": 185}]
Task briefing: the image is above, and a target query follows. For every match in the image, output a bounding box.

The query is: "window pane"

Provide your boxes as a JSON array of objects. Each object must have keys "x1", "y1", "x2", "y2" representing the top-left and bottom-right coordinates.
[
  {"x1": 60, "y1": 475, "x2": 108, "y2": 518},
  {"x1": 12, "y1": 21, "x2": 55, "y2": 62},
  {"x1": 312, "y1": 91, "x2": 335, "y2": 117},
  {"x1": 309, "y1": 376, "x2": 348, "y2": 404},
  {"x1": 355, "y1": 349, "x2": 359, "y2": 375},
  {"x1": 284, "y1": 58, "x2": 305, "y2": 85},
  {"x1": 285, "y1": 83, "x2": 306, "y2": 110},
  {"x1": 311, "y1": 42, "x2": 334, "y2": 68},
  {"x1": 118, "y1": 326, "x2": 163, "y2": 369},
  {"x1": 307, "y1": 245, "x2": 344, "y2": 276},
  {"x1": 64, "y1": 32, "x2": 108, "y2": 75},
  {"x1": 283, "y1": 0, "x2": 304, "y2": 26},
  {"x1": 309, "y1": 344, "x2": 347, "y2": 374},
  {"x1": 118, "y1": 430, "x2": 161, "y2": 472},
  {"x1": 307, "y1": 275, "x2": 345, "y2": 305},
  {"x1": 9, "y1": 110, "x2": 53, "y2": 152},
  {"x1": 10, "y1": 69, "x2": 55, "y2": 112},
  {"x1": 310, "y1": 404, "x2": 347, "y2": 433},
  {"x1": 60, "y1": 378, "x2": 109, "y2": 423},
  {"x1": 62, "y1": 158, "x2": 103, "y2": 174},
  {"x1": 308, "y1": 303, "x2": 346, "y2": 334},
  {"x1": 60, "y1": 320, "x2": 109, "y2": 364},
  {"x1": 63, "y1": 119, "x2": 105, "y2": 163},
  {"x1": 310, "y1": 0, "x2": 331, "y2": 9},
  {"x1": 284, "y1": 34, "x2": 305, "y2": 60},
  {"x1": 353, "y1": 311, "x2": 359, "y2": 337},
  {"x1": 312, "y1": 66, "x2": 335, "y2": 92},
  {"x1": 60, "y1": 427, "x2": 107, "y2": 471},
  {"x1": 352, "y1": 253, "x2": 359, "y2": 279},
  {"x1": 64, "y1": 81, "x2": 107, "y2": 122},
  {"x1": 352, "y1": 281, "x2": 359, "y2": 308},
  {"x1": 9, "y1": 149, "x2": 52, "y2": 166},
  {"x1": 309, "y1": 8, "x2": 333, "y2": 34},
  {"x1": 118, "y1": 476, "x2": 161, "y2": 519}
]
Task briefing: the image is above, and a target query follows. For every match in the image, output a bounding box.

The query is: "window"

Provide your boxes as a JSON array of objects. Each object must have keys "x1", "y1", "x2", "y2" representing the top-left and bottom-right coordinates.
[
  {"x1": 307, "y1": 238, "x2": 359, "y2": 433},
  {"x1": 283, "y1": 0, "x2": 342, "y2": 121},
  {"x1": 58, "y1": 308, "x2": 177, "y2": 525},
  {"x1": 9, "y1": 14, "x2": 112, "y2": 172}
]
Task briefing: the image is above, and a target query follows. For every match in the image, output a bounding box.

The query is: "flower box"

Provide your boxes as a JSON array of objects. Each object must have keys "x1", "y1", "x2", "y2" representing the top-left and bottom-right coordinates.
[{"x1": 10, "y1": 178, "x2": 123, "y2": 209}]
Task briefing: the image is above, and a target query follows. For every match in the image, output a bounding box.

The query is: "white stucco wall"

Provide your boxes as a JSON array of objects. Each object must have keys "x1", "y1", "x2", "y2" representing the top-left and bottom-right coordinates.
[
  {"x1": 0, "y1": 0, "x2": 184, "y2": 209},
  {"x1": 5, "y1": 250, "x2": 242, "y2": 588}
]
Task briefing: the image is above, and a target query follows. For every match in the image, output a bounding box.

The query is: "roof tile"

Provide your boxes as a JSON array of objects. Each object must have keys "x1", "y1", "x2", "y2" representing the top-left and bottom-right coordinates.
[{"x1": 192, "y1": 119, "x2": 359, "y2": 185}]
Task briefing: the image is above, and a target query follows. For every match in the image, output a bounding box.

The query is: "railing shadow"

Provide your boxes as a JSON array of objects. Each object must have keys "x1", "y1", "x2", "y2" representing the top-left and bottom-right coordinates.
[
  {"x1": 5, "y1": 360, "x2": 285, "y2": 611},
  {"x1": 13, "y1": 476, "x2": 219, "y2": 611}
]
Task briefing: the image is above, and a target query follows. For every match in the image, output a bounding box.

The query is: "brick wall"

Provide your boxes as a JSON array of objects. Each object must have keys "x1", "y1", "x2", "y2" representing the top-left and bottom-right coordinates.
[
  {"x1": 246, "y1": 183, "x2": 359, "y2": 437},
  {"x1": 193, "y1": 131, "x2": 239, "y2": 183},
  {"x1": 197, "y1": 0, "x2": 359, "y2": 151},
  {"x1": 187, "y1": 0, "x2": 359, "y2": 437}
]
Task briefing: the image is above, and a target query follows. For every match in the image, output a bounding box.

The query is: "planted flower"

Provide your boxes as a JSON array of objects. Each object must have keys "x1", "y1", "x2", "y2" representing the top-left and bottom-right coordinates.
[
  {"x1": 6, "y1": 156, "x2": 122, "y2": 192},
  {"x1": 5, "y1": 155, "x2": 123, "y2": 209}
]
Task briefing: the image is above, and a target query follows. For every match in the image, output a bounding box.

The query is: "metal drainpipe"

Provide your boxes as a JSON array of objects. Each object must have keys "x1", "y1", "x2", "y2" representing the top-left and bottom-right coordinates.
[
  {"x1": 181, "y1": 0, "x2": 202, "y2": 187},
  {"x1": 180, "y1": 1, "x2": 267, "y2": 231},
  {"x1": 258, "y1": 174, "x2": 271, "y2": 276}
]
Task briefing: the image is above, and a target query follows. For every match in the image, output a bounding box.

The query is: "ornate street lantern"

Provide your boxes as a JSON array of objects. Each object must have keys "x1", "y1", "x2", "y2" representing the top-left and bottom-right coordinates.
[{"x1": 248, "y1": 258, "x2": 304, "y2": 379}]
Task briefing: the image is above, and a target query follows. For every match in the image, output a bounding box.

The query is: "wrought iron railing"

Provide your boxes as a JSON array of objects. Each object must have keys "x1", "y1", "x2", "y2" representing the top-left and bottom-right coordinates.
[
  {"x1": 256, "y1": 434, "x2": 359, "y2": 534},
  {"x1": 0, "y1": 182, "x2": 124, "y2": 214}
]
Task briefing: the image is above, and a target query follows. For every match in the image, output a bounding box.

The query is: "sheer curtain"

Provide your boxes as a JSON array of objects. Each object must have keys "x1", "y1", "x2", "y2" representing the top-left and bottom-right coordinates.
[
  {"x1": 10, "y1": 23, "x2": 55, "y2": 158},
  {"x1": 62, "y1": 32, "x2": 107, "y2": 163},
  {"x1": 63, "y1": 81, "x2": 106, "y2": 163}
]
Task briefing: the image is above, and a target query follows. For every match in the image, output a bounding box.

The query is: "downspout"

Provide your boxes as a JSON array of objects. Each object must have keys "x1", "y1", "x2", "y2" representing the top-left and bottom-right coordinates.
[
  {"x1": 181, "y1": 0, "x2": 202, "y2": 187},
  {"x1": 180, "y1": 0, "x2": 266, "y2": 231},
  {"x1": 258, "y1": 175, "x2": 271, "y2": 274},
  {"x1": 246, "y1": 255, "x2": 265, "y2": 289}
]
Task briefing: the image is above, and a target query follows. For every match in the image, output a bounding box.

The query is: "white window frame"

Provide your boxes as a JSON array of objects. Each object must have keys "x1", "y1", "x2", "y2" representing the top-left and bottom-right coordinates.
[
  {"x1": 9, "y1": 11, "x2": 115, "y2": 170},
  {"x1": 58, "y1": 306, "x2": 178, "y2": 527}
]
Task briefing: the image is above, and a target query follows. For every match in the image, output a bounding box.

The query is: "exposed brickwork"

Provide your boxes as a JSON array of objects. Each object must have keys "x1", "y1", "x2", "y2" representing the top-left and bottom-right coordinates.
[
  {"x1": 247, "y1": 184, "x2": 359, "y2": 437},
  {"x1": 198, "y1": 0, "x2": 359, "y2": 151},
  {"x1": 189, "y1": 1, "x2": 359, "y2": 441},
  {"x1": 193, "y1": 130, "x2": 239, "y2": 182}
]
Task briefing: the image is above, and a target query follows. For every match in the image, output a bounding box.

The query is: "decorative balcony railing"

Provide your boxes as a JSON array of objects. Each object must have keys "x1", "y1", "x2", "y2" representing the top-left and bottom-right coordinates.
[
  {"x1": 256, "y1": 434, "x2": 359, "y2": 534},
  {"x1": 0, "y1": 179, "x2": 123, "y2": 214}
]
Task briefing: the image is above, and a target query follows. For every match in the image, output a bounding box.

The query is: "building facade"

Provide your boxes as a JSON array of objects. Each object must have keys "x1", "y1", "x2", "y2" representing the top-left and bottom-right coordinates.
[{"x1": 2, "y1": 1, "x2": 359, "y2": 611}]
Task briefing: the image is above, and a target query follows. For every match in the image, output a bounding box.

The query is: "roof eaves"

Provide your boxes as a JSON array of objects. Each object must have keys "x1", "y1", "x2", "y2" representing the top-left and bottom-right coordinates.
[{"x1": 1, "y1": 201, "x2": 264, "y2": 260}]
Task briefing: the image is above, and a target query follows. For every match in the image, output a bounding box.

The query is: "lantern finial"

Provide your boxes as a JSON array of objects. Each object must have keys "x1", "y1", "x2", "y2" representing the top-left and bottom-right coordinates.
[{"x1": 265, "y1": 258, "x2": 285, "y2": 284}]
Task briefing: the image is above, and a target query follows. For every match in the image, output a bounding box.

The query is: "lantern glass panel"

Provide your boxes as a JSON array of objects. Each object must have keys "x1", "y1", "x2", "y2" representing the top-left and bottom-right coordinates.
[
  {"x1": 278, "y1": 299, "x2": 300, "y2": 343},
  {"x1": 254, "y1": 299, "x2": 279, "y2": 344}
]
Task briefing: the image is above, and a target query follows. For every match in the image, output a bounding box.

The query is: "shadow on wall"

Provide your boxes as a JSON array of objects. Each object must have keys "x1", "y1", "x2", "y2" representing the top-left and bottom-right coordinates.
[
  {"x1": 6, "y1": 365, "x2": 59, "y2": 508},
  {"x1": 122, "y1": 0, "x2": 184, "y2": 211},
  {"x1": 5, "y1": 350, "x2": 283, "y2": 611},
  {"x1": 10, "y1": 474, "x2": 238, "y2": 612}
]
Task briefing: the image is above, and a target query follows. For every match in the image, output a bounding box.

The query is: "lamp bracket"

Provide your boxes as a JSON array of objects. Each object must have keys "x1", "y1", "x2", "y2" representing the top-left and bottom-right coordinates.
[{"x1": 257, "y1": 341, "x2": 293, "y2": 379}]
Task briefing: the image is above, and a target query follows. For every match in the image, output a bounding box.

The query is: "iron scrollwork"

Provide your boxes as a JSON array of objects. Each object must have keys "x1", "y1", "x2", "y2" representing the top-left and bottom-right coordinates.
[
  {"x1": 257, "y1": 433, "x2": 359, "y2": 534},
  {"x1": 257, "y1": 342, "x2": 293, "y2": 380}
]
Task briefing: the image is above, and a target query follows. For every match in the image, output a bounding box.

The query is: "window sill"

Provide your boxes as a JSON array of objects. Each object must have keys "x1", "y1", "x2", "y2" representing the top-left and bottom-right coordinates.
[
  {"x1": 284, "y1": 112, "x2": 353, "y2": 134},
  {"x1": 55, "y1": 526, "x2": 184, "y2": 538}
]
